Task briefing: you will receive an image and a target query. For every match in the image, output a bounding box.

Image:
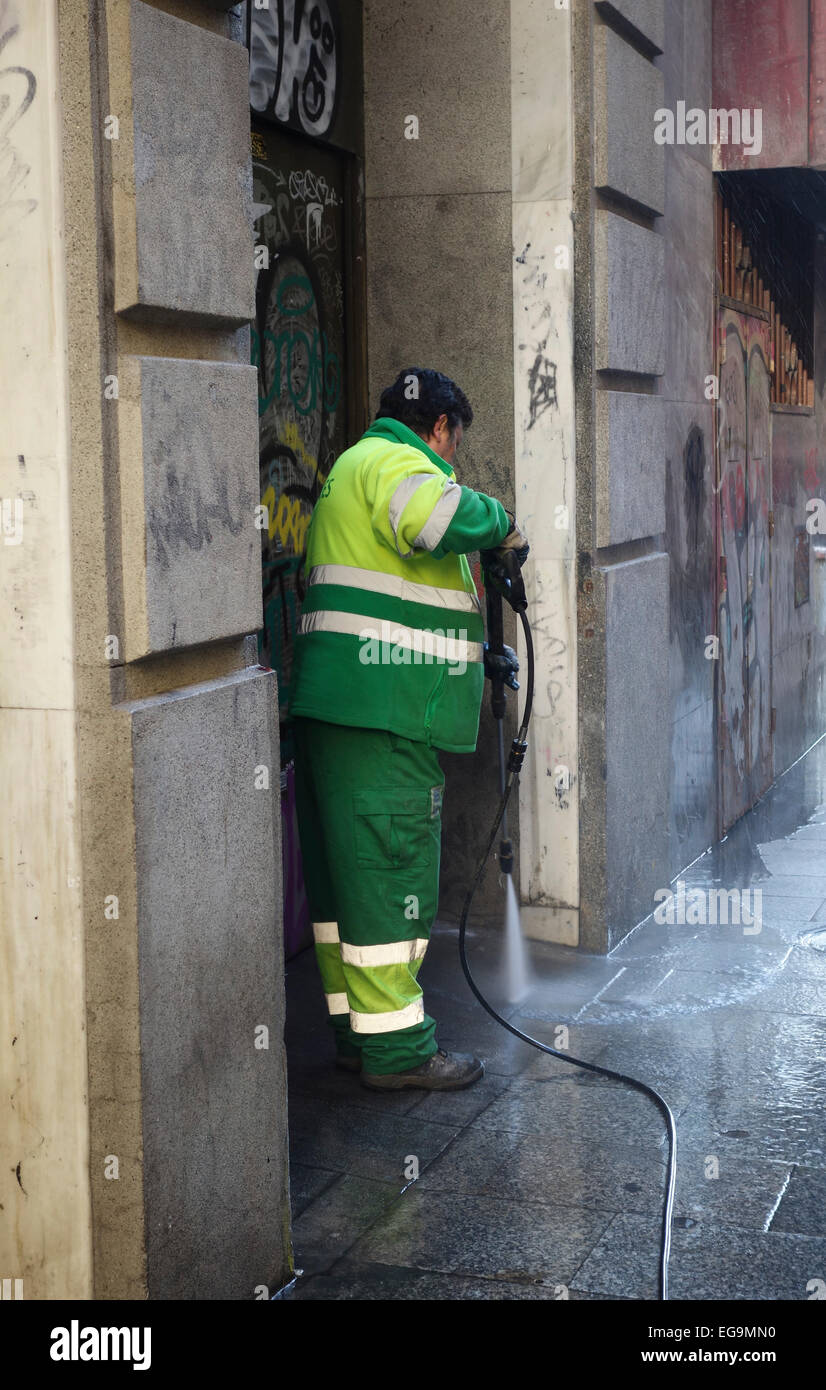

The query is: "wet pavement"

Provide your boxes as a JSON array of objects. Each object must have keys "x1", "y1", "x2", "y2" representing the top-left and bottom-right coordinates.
[{"x1": 285, "y1": 738, "x2": 826, "y2": 1300}]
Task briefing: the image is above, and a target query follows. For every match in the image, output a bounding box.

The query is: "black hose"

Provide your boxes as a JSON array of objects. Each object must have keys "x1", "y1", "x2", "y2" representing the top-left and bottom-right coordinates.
[{"x1": 458, "y1": 608, "x2": 678, "y2": 1301}]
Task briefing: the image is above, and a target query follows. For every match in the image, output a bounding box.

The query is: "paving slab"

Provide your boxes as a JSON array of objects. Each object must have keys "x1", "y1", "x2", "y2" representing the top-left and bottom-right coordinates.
[
  {"x1": 572, "y1": 1211, "x2": 826, "y2": 1300},
  {"x1": 738, "y1": 878, "x2": 826, "y2": 904},
  {"x1": 291, "y1": 1175, "x2": 402, "y2": 1276},
  {"x1": 784, "y1": 940, "x2": 826, "y2": 980},
  {"x1": 593, "y1": 959, "x2": 688, "y2": 1006},
  {"x1": 512, "y1": 954, "x2": 624, "y2": 1018},
  {"x1": 290, "y1": 1261, "x2": 621, "y2": 1300},
  {"x1": 414, "y1": 1125, "x2": 525, "y2": 1195},
  {"x1": 756, "y1": 898, "x2": 825, "y2": 928},
  {"x1": 515, "y1": 1020, "x2": 616, "y2": 1081},
  {"x1": 474, "y1": 1076, "x2": 667, "y2": 1148},
  {"x1": 289, "y1": 1164, "x2": 341, "y2": 1221},
  {"x1": 770, "y1": 1166, "x2": 826, "y2": 1236},
  {"x1": 347, "y1": 1189, "x2": 613, "y2": 1285},
  {"x1": 518, "y1": 1006, "x2": 815, "y2": 1118},
  {"x1": 609, "y1": 921, "x2": 702, "y2": 960},
  {"x1": 673, "y1": 925, "x2": 794, "y2": 969},
  {"x1": 289, "y1": 1096, "x2": 457, "y2": 1183},
  {"x1": 757, "y1": 850, "x2": 826, "y2": 879},
  {"x1": 675, "y1": 1082, "x2": 826, "y2": 1169},
  {"x1": 670, "y1": 1151, "x2": 793, "y2": 1231},
  {"x1": 416, "y1": 1123, "x2": 668, "y2": 1215},
  {"x1": 739, "y1": 972, "x2": 826, "y2": 1019},
  {"x1": 579, "y1": 966, "x2": 783, "y2": 1023}
]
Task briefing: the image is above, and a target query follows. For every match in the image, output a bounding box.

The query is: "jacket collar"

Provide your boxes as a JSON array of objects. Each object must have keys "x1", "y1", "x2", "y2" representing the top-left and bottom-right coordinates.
[{"x1": 362, "y1": 417, "x2": 455, "y2": 478}]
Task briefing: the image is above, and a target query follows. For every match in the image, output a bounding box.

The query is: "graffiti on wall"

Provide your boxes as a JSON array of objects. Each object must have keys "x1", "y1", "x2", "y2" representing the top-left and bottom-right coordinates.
[
  {"x1": 794, "y1": 524, "x2": 810, "y2": 608},
  {"x1": 716, "y1": 309, "x2": 772, "y2": 829},
  {"x1": 249, "y1": 0, "x2": 339, "y2": 138},
  {"x1": 667, "y1": 420, "x2": 717, "y2": 862},
  {"x1": 0, "y1": 7, "x2": 37, "y2": 242},
  {"x1": 251, "y1": 126, "x2": 347, "y2": 713},
  {"x1": 527, "y1": 353, "x2": 557, "y2": 429}
]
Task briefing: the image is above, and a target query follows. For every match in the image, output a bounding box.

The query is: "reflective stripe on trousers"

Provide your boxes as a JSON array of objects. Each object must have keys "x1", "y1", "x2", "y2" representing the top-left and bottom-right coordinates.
[
  {"x1": 313, "y1": 922, "x2": 431, "y2": 1032},
  {"x1": 350, "y1": 1000, "x2": 425, "y2": 1034}
]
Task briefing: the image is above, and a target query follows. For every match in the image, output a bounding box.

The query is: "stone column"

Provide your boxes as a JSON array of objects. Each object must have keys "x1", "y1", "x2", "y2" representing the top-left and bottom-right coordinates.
[
  {"x1": 0, "y1": 0, "x2": 93, "y2": 1302},
  {"x1": 511, "y1": 0, "x2": 580, "y2": 945},
  {"x1": 1, "y1": 0, "x2": 290, "y2": 1299},
  {"x1": 576, "y1": 0, "x2": 671, "y2": 950}
]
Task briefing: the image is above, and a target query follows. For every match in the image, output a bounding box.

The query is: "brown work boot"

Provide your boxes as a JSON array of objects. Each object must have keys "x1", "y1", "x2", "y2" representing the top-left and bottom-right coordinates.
[{"x1": 361, "y1": 1047, "x2": 484, "y2": 1092}]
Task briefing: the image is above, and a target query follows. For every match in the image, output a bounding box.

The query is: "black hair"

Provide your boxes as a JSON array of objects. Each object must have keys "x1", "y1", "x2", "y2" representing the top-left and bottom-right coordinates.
[{"x1": 376, "y1": 368, "x2": 473, "y2": 437}]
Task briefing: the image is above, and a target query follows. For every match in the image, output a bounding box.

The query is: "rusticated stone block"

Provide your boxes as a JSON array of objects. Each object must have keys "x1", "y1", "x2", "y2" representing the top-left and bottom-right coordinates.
[
  {"x1": 596, "y1": 390, "x2": 665, "y2": 544},
  {"x1": 109, "y1": 0, "x2": 254, "y2": 325},
  {"x1": 128, "y1": 667, "x2": 287, "y2": 1298},
  {"x1": 594, "y1": 23, "x2": 665, "y2": 214},
  {"x1": 595, "y1": 211, "x2": 665, "y2": 375},
  {"x1": 118, "y1": 356, "x2": 261, "y2": 658}
]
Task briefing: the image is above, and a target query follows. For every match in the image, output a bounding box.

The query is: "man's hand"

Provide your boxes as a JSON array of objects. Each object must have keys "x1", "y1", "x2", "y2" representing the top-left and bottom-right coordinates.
[
  {"x1": 496, "y1": 516, "x2": 530, "y2": 568},
  {"x1": 483, "y1": 642, "x2": 520, "y2": 691}
]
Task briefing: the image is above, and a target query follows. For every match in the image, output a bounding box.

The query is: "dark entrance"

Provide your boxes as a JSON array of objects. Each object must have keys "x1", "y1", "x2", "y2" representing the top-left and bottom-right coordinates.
[
  {"x1": 252, "y1": 128, "x2": 351, "y2": 708},
  {"x1": 246, "y1": 1, "x2": 366, "y2": 950}
]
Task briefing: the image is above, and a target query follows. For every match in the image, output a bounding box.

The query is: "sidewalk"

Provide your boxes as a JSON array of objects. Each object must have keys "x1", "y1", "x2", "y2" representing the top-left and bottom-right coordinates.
[{"x1": 285, "y1": 739, "x2": 826, "y2": 1300}]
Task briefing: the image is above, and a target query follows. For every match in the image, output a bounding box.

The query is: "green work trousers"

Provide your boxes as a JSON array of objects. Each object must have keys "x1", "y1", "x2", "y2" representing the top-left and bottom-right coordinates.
[{"x1": 292, "y1": 716, "x2": 443, "y2": 1074}]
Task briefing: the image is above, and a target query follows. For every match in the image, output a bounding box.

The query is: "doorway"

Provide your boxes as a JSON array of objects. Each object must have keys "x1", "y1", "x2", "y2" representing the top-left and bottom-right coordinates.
[{"x1": 245, "y1": 0, "x2": 366, "y2": 955}]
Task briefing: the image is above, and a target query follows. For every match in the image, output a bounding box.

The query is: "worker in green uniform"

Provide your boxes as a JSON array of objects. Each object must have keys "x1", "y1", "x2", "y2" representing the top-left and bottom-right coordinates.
[{"x1": 290, "y1": 368, "x2": 529, "y2": 1090}]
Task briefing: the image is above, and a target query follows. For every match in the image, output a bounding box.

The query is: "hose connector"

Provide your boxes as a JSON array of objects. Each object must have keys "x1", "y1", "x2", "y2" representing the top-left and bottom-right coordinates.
[
  {"x1": 498, "y1": 837, "x2": 514, "y2": 875},
  {"x1": 508, "y1": 738, "x2": 528, "y2": 773}
]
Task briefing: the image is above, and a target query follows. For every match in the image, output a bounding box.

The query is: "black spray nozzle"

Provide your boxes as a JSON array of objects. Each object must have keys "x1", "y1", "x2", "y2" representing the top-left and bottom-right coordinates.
[
  {"x1": 480, "y1": 547, "x2": 528, "y2": 614},
  {"x1": 498, "y1": 837, "x2": 514, "y2": 876},
  {"x1": 482, "y1": 548, "x2": 527, "y2": 723}
]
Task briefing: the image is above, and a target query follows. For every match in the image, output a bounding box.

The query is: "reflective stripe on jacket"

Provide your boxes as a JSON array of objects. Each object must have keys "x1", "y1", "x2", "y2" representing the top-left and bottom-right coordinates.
[{"x1": 289, "y1": 416, "x2": 509, "y2": 752}]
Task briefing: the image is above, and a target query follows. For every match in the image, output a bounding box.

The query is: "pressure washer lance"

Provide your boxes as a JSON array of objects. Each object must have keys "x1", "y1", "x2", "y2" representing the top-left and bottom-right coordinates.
[
  {"x1": 458, "y1": 548, "x2": 678, "y2": 1300},
  {"x1": 483, "y1": 547, "x2": 521, "y2": 876}
]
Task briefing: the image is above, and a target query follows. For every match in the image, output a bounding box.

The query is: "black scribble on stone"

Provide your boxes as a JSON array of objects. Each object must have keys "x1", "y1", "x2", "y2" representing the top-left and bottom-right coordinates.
[{"x1": 527, "y1": 353, "x2": 557, "y2": 429}]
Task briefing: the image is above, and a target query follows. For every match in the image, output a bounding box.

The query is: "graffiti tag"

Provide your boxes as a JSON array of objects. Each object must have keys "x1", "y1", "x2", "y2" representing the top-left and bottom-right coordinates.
[
  {"x1": 249, "y1": 0, "x2": 339, "y2": 137},
  {"x1": 148, "y1": 468, "x2": 245, "y2": 570},
  {"x1": 253, "y1": 271, "x2": 341, "y2": 420},
  {"x1": 527, "y1": 352, "x2": 557, "y2": 429},
  {"x1": 0, "y1": 17, "x2": 37, "y2": 242}
]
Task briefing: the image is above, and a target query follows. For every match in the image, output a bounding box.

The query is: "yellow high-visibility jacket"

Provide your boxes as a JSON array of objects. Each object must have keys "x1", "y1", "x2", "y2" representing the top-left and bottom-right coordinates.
[{"x1": 290, "y1": 416, "x2": 509, "y2": 752}]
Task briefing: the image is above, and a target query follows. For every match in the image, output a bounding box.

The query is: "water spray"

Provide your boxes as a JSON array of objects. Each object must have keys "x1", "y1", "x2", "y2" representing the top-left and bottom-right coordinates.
[
  {"x1": 458, "y1": 547, "x2": 679, "y2": 1300},
  {"x1": 482, "y1": 547, "x2": 530, "y2": 1002}
]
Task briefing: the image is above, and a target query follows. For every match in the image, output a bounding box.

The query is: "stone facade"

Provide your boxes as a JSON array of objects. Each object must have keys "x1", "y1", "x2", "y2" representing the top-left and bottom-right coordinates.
[{"x1": 1, "y1": 0, "x2": 289, "y2": 1300}]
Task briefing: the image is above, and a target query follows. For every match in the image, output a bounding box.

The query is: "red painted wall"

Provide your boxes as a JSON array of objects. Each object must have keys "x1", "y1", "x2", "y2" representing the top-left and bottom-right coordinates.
[
  {"x1": 713, "y1": 0, "x2": 809, "y2": 169},
  {"x1": 810, "y1": 1, "x2": 826, "y2": 166}
]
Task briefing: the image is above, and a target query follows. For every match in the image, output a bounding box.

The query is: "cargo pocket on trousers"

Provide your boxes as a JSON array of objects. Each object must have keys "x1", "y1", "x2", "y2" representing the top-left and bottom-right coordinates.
[{"x1": 353, "y1": 787, "x2": 439, "y2": 870}]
